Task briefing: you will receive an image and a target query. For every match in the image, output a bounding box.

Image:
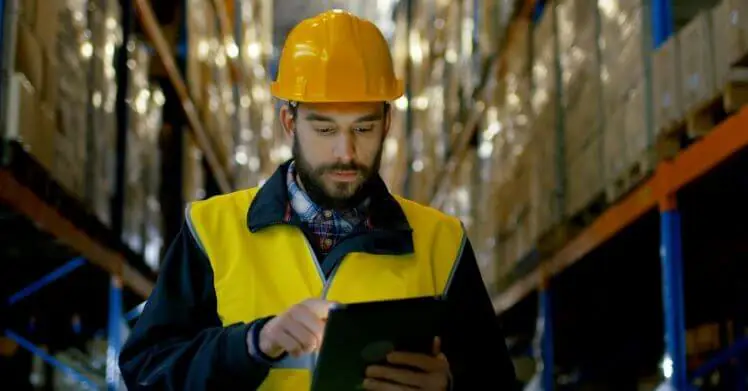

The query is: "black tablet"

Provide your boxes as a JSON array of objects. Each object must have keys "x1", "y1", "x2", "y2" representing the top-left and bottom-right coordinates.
[{"x1": 310, "y1": 295, "x2": 447, "y2": 391}]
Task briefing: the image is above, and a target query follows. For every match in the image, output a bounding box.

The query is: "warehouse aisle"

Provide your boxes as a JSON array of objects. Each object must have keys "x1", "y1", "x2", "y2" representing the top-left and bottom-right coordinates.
[{"x1": 1, "y1": 0, "x2": 747, "y2": 390}]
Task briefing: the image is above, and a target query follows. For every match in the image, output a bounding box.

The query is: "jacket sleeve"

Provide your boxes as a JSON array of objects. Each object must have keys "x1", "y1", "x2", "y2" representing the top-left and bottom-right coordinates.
[
  {"x1": 442, "y1": 236, "x2": 518, "y2": 390},
  {"x1": 118, "y1": 223, "x2": 274, "y2": 390}
]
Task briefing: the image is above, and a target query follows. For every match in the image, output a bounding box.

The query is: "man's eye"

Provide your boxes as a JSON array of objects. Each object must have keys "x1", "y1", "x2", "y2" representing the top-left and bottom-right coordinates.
[
  {"x1": 316, "y1": 127, "x2": 335, "y2": 134},
  {"x1": 354, "y1": 127, "x2": 373, "y2": 133}
]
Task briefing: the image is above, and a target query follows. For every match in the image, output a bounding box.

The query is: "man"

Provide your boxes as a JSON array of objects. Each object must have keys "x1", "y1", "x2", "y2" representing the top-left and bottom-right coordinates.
[{"x1": 119, "y1": 9, "x2": 516, "y2": 391}]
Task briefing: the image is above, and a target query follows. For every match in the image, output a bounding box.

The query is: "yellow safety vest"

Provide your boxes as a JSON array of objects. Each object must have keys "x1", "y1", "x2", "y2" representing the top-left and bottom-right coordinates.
[{"x1": 187, "y1": 187, "x2": 466, "y2": 390}]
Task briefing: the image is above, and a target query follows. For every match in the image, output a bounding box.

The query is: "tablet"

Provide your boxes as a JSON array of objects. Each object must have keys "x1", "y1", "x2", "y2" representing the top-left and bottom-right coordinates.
[{"x1": 310, "y1": 295, "x2": 447, "y2": 391}]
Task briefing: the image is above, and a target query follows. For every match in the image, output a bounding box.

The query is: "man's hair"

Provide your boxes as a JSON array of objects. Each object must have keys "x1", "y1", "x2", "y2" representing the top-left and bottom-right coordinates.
[{"x1": 287, "y1": 101, "x2": 391, "y2": 121}]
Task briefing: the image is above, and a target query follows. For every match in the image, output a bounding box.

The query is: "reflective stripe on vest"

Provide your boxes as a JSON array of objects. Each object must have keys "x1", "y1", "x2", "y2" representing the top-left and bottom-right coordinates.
[{"x1": 186, "y1": 188, "x2": 466, "y2": 390}]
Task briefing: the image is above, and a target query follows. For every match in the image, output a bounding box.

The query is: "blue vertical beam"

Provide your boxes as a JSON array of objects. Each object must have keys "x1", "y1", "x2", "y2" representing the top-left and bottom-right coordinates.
[
  {"x1": 106, "y1": 276, "x2": 124, "y2": 391},
  {"x1": 540, "y1": 282, "x2": 555, "y2": 391},
  {"x1": 660, "y1": 199, "x2": 687, "y2": 390},
  {"x1": 651, "y1": 0, "x2": 674, "y2": 48}
]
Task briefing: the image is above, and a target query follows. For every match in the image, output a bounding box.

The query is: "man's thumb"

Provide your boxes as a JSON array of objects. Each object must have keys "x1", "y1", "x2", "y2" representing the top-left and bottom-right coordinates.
[{"x1": 433, "y1": 336, "x2": 442, "y2": 355}]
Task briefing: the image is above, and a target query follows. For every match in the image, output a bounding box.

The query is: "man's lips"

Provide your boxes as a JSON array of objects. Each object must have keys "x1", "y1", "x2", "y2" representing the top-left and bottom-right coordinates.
[{"x1": 327, "y1": 170, "x2": 359, "y2": 181}]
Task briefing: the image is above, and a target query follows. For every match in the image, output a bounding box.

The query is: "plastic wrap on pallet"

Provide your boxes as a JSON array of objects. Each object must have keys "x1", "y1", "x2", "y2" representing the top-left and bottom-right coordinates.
[
  {"x1": 653, "y1": 36, "x2": 683, "y2": 133},
  {"x1": 529, "y1": 5, "x2": 561, "y2": 236},
  {"x1": 558, "y1": 0, "x2": 601, "y2": 161},
  {"x1": 183, "y1": 132, "x2": 206, "y2": 203},
  {"x1": 558, "y1": 0, "x2": 605, "y2": 216},
  {"x1": 603, "y1": 77, "x2": 650, "y2": 201},
  {"x1": 143, "y1": 86, "x2": 165, "y2": 271},
  {"x1": 679, "y1": 12, "x2": 717, "y2": 113},
  {"x1": 531, "y1": 7, "x2": 558, "y2": 120},
  {"x1": 237, "y1": 0, "x2": 276, "y2": 186},
  {"x1": 86, "y1": 0, "x2": 123, "y2": 226},
  {"x1": 122, "y1": 42, "x2": 165, "y2": 269},
  {"x1": 380, "y1": 6, "x2": 410, "y2": 193},
  {"x1": 53, "y1": 0, "x2": 92, "y2": 198},
  {"x1": 713, "y1": 0, "x2": 748, "y2": 88},
  {"x1": 598, "y1": 0, "x2": 649, "y2": 118},
  {"x1": 186, "y1": 0, "x2": 213, "y2": 107},
  {"x1": 232, "y1": 84, "x2": 263, "y2": 190}
]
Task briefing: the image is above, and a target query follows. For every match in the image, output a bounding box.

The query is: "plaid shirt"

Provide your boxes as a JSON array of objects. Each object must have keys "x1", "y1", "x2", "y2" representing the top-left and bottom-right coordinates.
[{"x1": 286, "y1": 161, "x2": 370, "y2": 257}]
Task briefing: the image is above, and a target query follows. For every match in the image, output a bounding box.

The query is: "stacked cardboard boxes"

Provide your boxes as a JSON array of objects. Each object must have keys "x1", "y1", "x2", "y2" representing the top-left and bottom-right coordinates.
[
  {"x1": 86, "y1": 0, "x2": 122, "y2": 226},
  {"x1": 528, "y1": 6, "x2": 561, "y2": 242},
  {"x1": 122, "y1": 42, "x2": 165, "y2": 270},
  {"x1": 713, "y1": 0, "x2": 748, "y2": 87},
  {"x1": 558, "y1": 0, "x2": 605, "y2": 217},
  {"x1": 652, "y1": 36, "x2": 683, "y2": 134},
  {"x1": 9, "y1": 0, "x2": 124, "y2": 225},
  {"x1": 599, "y1": 0, "x2": 653, "y2": 199},
  {"x1": 186, "y1": 0, "x2": 235, "y2": 173},
  {"x1": 679, "y1": 12, "x2": 718, "y2": 115},
  {"x1": 11, "y1": 0, "x2": 87, "y2": 197}
]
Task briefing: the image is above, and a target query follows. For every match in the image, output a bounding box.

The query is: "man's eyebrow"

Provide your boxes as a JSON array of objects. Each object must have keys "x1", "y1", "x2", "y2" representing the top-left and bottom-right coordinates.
[
  {"x1": 304, "y1": 112, "x2": 383, "y2": 122},
  {"x1": 354, "y1": 113, "x2": 383, "y2": 122},
  {"x1": 305, "y1": 113, "x2": 335, "y2": 122}
]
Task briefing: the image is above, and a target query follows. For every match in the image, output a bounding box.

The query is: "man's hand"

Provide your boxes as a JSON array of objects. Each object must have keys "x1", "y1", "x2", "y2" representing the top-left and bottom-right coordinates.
[
  {"x1": 363, "y1": 337, "x2": 450, "y2": 391},
  {"x1": 257, "y1": 299, "x2": 336, "y2": 359}
]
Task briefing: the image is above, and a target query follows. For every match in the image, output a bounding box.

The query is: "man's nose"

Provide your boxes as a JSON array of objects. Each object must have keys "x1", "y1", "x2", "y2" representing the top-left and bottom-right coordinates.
[{"x1": 333, "y1": 132, "x2": 355, "y2": 162}]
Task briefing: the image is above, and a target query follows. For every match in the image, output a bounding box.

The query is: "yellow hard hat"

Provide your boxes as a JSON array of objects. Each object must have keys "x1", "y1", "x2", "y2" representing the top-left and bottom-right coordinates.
[{"x1": 271, "y1": 9, "x2": 404, "y2": 103}]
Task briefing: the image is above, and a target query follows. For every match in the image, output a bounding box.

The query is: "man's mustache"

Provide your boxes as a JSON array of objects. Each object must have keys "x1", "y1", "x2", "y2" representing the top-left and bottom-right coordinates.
[{"x1": 317, "y1": 163, "x2": 369, "y2": 174}]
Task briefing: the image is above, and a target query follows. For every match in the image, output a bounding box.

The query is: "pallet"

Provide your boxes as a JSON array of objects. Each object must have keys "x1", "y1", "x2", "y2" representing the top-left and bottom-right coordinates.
[
  {"x1": 657, "y1": 71, "x2": 748, "y2": 161},
  {"x1": 605, "y1": 150, "x2": 657, "y2": 204},
  {"x1": 536, "y1": 191, "x2": 608, "y2": 258}
]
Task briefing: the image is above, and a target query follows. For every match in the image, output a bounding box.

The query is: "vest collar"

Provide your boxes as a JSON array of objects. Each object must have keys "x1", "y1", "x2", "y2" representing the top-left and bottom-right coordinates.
[{"x1": 247, "y1": 160, "x2": 412, "y2": 234}]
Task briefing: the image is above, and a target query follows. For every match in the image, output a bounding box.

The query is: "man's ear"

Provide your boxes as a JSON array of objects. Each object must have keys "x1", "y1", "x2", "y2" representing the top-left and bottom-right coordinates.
[{"x1": 279, "y1": 104, "x2": 295, "y2": 140}]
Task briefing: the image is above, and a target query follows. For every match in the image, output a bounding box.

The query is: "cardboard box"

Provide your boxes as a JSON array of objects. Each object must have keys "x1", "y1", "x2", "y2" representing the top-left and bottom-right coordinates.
[
  {"x1": 20, "y1": 0, "x2": 37, "y2": 27},
  {"x1": 565, "y1": 79, "x2": 602, "y2": 164},
  {"x1": 41, "y1": 50, "x2": 60, "y2": 107},
  {"x1": 54, "y1": 131, "x2": 84, "y2": 199},
  {"x1": 567, "y1": 135, "x2": 604, "y2": 217},
  {"x1": 653, "y1": 36, "x2": 683, "y2": 133},
  {"x1": 33, "y1": 0, "x2": 61, "y2": 56},
  {"x1": 4, "y1": 73, "x2": 54, "y2": 170},
  {"x1": 679, "y1": 12, "x2": 717, "y2": 112},
  {"x1": 713, "y1": 0, "x2": 748, "y2": 87},
  {"x1": 35, "y1": 105, "x2": 57, "y2": 172},
  {"x1": 624, "y1": 79, "x2": 651, "y2": 164},
  {"x1": 603, "y1": 107, "x2": 627, "y2": 184},
  {"x1": 14, "y1": 20, "x2": 44, "y2": 91}
]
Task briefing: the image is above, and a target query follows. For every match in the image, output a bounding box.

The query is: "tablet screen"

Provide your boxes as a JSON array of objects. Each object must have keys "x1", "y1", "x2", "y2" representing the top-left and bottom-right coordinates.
[{"x1": 311, "y1": 295, "x2": 447, "y2": 390}]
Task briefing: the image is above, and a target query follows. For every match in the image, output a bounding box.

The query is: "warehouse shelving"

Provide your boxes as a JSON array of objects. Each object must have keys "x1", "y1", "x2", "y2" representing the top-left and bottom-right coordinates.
[
  {"x1": 431, "y1": 0, "x2": 538, "y2": 210},
  {"x1": 0, "y1": 0, "x2": 242, "y2": 388},
  {"x1": 133, "y1": 0, "x2": 233, "y2": 193},
  {"x1": 424, "y1": 0, "x2": 748, "y2": 389}
]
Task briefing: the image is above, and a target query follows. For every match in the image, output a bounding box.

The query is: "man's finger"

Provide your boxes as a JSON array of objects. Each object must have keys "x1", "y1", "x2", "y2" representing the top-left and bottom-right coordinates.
[
  {"x1": 362, "y1": 378, "x2": 418, "y2": 391},
  {"x1": 283, "y1": 319, "x2": 319, "y2": 353},
  {"x1": 366, "y1": 365, "x2": 426, "y2": 387},
  {"x1": 432, "y1": 336, "x2": 441, "y2": 356},
  {"x1": 274, "y1": 328, "x2": 303, "y2": 357},
  {"x1": 290, "y1": 307, "x2": 326, "y2": 340},
  {"x1": 387, "y1": 352, "x2": 447, "y2": 372},
  {"x1": 302, "y1": 299, "x2": 337, "y2": 319}
]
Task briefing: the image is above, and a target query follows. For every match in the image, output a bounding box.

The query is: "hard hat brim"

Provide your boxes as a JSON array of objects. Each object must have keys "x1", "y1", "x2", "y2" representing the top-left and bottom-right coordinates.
[{"x1": 270, "y1": 80, "x2": 405, "y2": 103}]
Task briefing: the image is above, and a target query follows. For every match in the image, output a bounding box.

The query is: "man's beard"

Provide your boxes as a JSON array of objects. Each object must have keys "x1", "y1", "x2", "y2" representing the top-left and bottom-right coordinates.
[{"x1": 292, "y1": 133, "x2": 382, "y2": 210}]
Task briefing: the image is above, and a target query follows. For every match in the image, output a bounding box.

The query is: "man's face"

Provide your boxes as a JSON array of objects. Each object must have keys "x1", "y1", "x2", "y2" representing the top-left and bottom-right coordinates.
[{"x1": 282, "y1": 102, "x2": 389, "y2": 210}]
